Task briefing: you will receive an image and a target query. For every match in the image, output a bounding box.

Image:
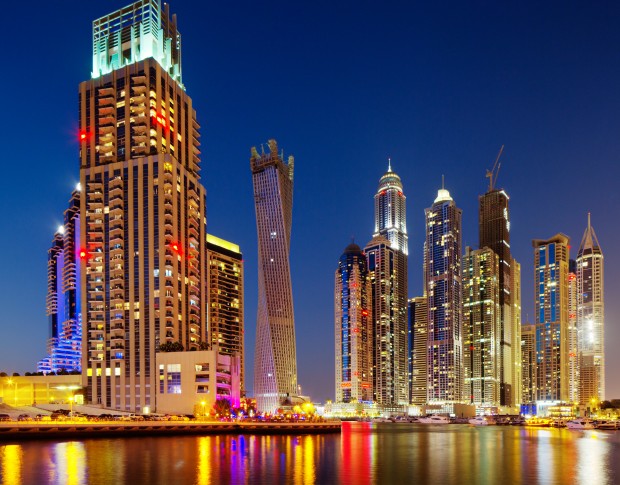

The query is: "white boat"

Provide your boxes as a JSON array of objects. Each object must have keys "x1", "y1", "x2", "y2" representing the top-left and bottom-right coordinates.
[
  {"x1": 596, "y1": 420, "x2": 618, "y2": 430},
  {"x1": 469, "y1": 416, "x2": 494, "y2": 426},
  {"x1": 566, "y1": 419, "x2": 595, "y2": 430},
  {"x1": 419, "y1": 415, "x2": 450, "y2": 425},
  {"x1": 372, "y1": 417, "x2": 391, "y2": 423}
]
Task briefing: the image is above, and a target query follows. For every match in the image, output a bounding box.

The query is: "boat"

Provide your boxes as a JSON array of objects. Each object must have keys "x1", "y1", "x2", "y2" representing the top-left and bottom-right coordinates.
[
  {"x1": 525, "y1": 417, "x2": 552, "y2": 427},
  {"x1": 372, "y1": 417, "x2": 391, "y2": 423},
  {"x1": 469, "y1": 416, "x2": 495, "y2": 426},
  {"x1": 595, "y1": 420, "x2": 618, "y2": 430},
  {"x1": 418, "y1": 415, "x2": 450, "y2": 425},
  {"x1": 551, "y1": 419, "x2": 567, "y2": 428},
  {"x1": 566, "y1": 419, "x2": 595, "y2": 430}
]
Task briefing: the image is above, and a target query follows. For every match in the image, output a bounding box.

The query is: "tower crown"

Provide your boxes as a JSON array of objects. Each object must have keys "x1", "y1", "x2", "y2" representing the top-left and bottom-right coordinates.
[{"x1": 92, "y1": 0, "x2": 182, "y2": 85}]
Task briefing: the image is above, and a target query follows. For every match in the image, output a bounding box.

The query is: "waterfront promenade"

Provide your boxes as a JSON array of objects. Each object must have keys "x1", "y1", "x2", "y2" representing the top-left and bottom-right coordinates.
[{"x1": 0, "y1": 420, "x2": 341, "y2": 440}]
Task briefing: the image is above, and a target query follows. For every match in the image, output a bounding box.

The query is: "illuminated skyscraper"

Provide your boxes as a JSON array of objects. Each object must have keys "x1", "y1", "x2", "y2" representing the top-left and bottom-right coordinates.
[
  {"x1": 335, "y1": 243, "x2": 372, "y2": 403},
  {"x1": 521, "y1": 322, "x2": 536, "y2": 403},
  {"x1": 366, "y1": 163, "x2": 408, "y2": 405},
  {"x1": 568, "y1": 259, "x2": 579, "y2": 403},
  {"x1": 577, "y1": 214, "x2": 605, "y2": 404},
  {"x1": 511, "y1": 258, "x2": 522, "y2": 405},
  {"x1": 251, "y1": 140, "x2": 297, "y2": 413},
  {"x1": 463, "y1": 246, "x2": 500, "y2": 407},
  {"x1": 38, "y1": 189, "x2": 82, "y2": 374},
  {"x1": 425, "y1": 186, "x2": 463, "y2": 402},
  {"x1": 479, "y1": 178, "x2": 516, "y2": 406},
  {"x1": 532, "y1": 234, "x2": 570, "y2": 402},
  {"x1": 207, "y1": 235, "x2": 244, "y2": 393},
  {"x1": 408, "y1": 296, "x2": 427, "y2": 405},
  {"x1": 80, "y1": 1, "x2": 207, "y2": 411}
]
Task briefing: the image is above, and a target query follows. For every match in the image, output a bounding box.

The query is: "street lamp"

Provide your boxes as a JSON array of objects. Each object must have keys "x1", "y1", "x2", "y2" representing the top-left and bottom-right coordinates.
[
  {"x1": 201, "y1": 401, "x2": 206, "y2": 420},
  {"x1": 68, "y1": 396, "x2": 74, "y2": 418}
]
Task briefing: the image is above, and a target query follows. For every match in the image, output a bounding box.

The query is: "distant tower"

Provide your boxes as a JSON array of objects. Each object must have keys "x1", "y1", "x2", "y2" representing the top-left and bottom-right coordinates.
[
  {"x1": 577, "y1": 214, "x2": 605, "y2": 404},
  {"x1": 38, "y1": 188, "x2": 82, "y2": 373},
  {"x1": 568, "y1": 259, "x2": 579, "y2": 403},
  {"x1": 206, "y1": 234, "x2": 244, "y2": 393},
  {"x1": 251, "y1": 140, "x2": 297, "y2": 413},
  {"x1": 425, "y1": 185, "x2": 463, "y2": 402},
  {"x1": 479, "y1": 147, "x2": 517, "y2": 406},
  {"x1": 367, "y1": 162, "x2": 408, "y2": 405},
  {"x1": 463, "y1": 246, "x2": 500, "y2": 407},
  {"x1": 532, "y1": 234, "x2": 570, "y2": 402},
  {"x1": 511, "y1": 258, "x2": 522, "y2": 406},
  {"x1": 335, "y1": 243, "x2": 372, "y2": 403},
  {"x1": 408, "y1": 296, "x2": 428, "y2": 405},
  {"x1": 521, "y1": 322, "x2": 536, "y2": 403}
]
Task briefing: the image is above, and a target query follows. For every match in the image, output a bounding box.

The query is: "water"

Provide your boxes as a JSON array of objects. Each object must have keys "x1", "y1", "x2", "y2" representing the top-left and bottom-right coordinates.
[{"x1": 1, "y1": 422, "x2": 619, "y2": 484}]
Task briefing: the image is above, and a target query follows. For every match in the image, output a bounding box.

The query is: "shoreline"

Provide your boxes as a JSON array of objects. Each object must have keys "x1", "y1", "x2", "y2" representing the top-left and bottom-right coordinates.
[{"x1": 0, "y1": 421, "x2": 341, "y2": 441}]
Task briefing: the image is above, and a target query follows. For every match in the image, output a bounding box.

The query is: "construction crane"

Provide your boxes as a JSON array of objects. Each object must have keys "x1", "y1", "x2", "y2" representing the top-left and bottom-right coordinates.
[{"x1": 486, "y1": 145, "x2": 504, "y2": 191}]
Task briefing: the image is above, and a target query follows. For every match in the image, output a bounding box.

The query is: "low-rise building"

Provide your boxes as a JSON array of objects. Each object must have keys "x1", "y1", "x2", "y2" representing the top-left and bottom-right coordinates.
[
  {"x1": 0, "y1": 375, "x2": 82, "y2": 406},
  {"x1": 155, "y1": 347, "x2": 241, "y2": 415}
]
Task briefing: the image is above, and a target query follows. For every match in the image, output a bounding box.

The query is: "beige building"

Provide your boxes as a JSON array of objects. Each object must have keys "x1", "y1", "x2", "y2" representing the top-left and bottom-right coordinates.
[
  {"x1": 0, "y1": 375, "x2": 82, "y2": 407},
  {"x1": 80, "y1": 2, "x2": 207, "y2": 412},
  {"x1": 156, "y1": 348, "x2": 240, "y2": 415},
  {"x1": 521, "y1": 322, "x2": 537, "y2": 403},
  {"x1": 207, "y1": 235, "x2": 244, "y2": 392}
]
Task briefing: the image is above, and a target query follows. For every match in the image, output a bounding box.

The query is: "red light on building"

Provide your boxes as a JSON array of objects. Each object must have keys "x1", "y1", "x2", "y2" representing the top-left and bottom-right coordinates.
[
  {"x1": 361, "y1": 309, "x2": 369, "y2": 316},
  {"x1": 353, "y1": 328, "x2": 360, "y2": 333},
  {"x1": 79, "y1": 130, "x2": 90, "y2": 141},
  {"x1": 79, "y1": 248, "x2": 88, "y2": 260},
  {"x1": 469, "y1": 345, "x2": 475, "y2": 350},
  {"x1": 153, "y1": 113, "x2": 168, "y2": 129},
  {"x1": 170, "y1": 242, "x2": 183, "y2": 256}
]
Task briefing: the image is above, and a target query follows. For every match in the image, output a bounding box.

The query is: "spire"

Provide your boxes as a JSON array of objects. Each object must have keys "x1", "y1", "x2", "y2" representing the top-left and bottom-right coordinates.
[
  {"x1": 588, "y1": 211, "x2": 591, "y2": 230},
  {"x1": 387, "y1": 158, "x2": 392, "y2": 172},
  {"x1": 578, "y1": 212, "x2": 603, "y2": 257},
  {"x1": 442, "y1": 174, "x2": 445, "y2": 190}
]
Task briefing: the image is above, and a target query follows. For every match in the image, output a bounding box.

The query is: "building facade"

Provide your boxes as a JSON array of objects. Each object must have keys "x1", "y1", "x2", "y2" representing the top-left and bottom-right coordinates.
[
  {"x1": 408, "y1": 296, "x2": 428, "y2": 405},
  {"x1": 425, "y1": 187, "x2": 463, "y2": 403},
  {"x1": 334, "y1": 243, "x2": 372, "y2": 403},
  {"x1": 367, "y1": 164, "x2": 408, "y2": 405},
  {"x1": 568, "y1": 259, "x2": 579, "y2": 403},
  {"x1": 511, "y1": 258, "x2": 522, "y2": 406},
  {"x1": 80, "y1": 1, "x2": 208, "y2": 412},
  {"x1": 156, "y1": 347, "x2": 241, "y2": 415},
  {"x1": 39, "y1": 189, "x2": 82, "y2": 373},
  {"x1": 462, "y1": 246, "x2": 500, "y2": 407},
  {"x1": 250, "y1": 140, "x2": 298, "y2": 413},
  {"x1": 577, "y1": 215, "x2": 605, "y2": 404},
  {"x1": 479, "y1": 188, "x2": 515, "y2": 406},
  {"x1": 532, "y1": 234, "x2": 570, "y2": 402},
  {"x1": 206, "y1": 234, "x2": 244, "y2": 393},
  {"x1": 521, "y1": 322, "x2": 537, "y2": 404}
]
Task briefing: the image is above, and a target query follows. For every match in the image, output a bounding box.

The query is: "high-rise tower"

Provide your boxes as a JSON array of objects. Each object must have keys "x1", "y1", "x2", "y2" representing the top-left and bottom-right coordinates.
[
  {"x1": 335, "y1": 243, "x2": 372, "y2": 403},
  {"x1": 251, "y1": 140, "x2": 297, "y2": 413},
  {"x1": 425, "y1": 186, "x2": 463, "y2": 402},
  {"x1": 577, "y1": 214, "x2": 604, "y2": 404},
  {"x1": 80, "y1": 1, "x2": 207, "y2": 411},
  {"x1": 463, "y1": 246, "x2": 500, "y2": 407},
  {"x1": 39, "y1": 188, "x2": 82, "y2": 373},
  {"x1": 367, "y1": 163, "x2": 408, "y2": 405},
  {"x1": 207, "y1": 234, "x2": 244, "y2": 393},
  {"x1": 408, "y1": 296, "x2": 428, "y2": 405},
  {"x1": 568, "y1": 259, "x2": 579, "y2": 403},
  {"x1": 521, "y1": 322, "x2": 536, "y2": 403},
  {"x1": 532, "y1": 234, "x2": 570, "y2": 402},
  {"x1": 479, "y1": 156, "x2": 516, "y2": 406}
]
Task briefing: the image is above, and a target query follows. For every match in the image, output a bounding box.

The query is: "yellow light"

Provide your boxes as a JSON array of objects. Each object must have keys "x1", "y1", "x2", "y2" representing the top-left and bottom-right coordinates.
[{"x1": 206, "y1": 234, "x2": 240, "y2": 253}]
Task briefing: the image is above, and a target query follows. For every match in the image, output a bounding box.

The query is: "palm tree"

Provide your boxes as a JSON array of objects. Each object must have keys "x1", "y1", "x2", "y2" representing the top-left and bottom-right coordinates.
[{"x1": 213, "y1": 398, "x2": 232, "y2": 417}]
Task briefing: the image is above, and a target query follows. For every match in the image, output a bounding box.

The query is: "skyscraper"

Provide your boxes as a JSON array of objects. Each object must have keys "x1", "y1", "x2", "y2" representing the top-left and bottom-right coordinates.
[
  {"x1": 366, "y1": 163, "x2": 408, "y2": 405},
  {"x1": 577, "y1": 214, "x2": 605, "y2": 404},
  {"x1": 409, "y1": 296, "x2": 428, "y2": 405},
  {"x1": 39, "y1": 188, "x2": 82, "y2": 373},
  {"x1": 463, "y1": 246, "x2": 500, "y2": 407},
  {"x1": 251, "y1": 140, "x2": 297, "y2": 413},
  {"x1": 568, "y1": 259, "x2": 579, "y2": 403},
  {"x1": 335, "y1": 243, "x2": 372, "y2": 403},
  {"x1": 511, "y1": 258, "x2": 522, "y2": 406},
  {"x1": 521, "y1": 322, "x2": 536, "y2": 404},
  {"x1": 532, "y1": 234, "x2": 570, "y2": 402},
  {"x1": 425, "y1": 186, "x2": 463, "y2": 403},
  {"x1": 479, "y1": 181, "x2": 515, "y2": 406},
  {"x1": 207, "y1": 234, "x2": 244, "y2": 393},
  {"x1": 80, "y1": 1, "x2": 207, "y2": 411}
]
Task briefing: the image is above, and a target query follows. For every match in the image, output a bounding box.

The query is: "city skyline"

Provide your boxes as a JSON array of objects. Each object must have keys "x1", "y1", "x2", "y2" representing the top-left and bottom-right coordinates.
[{"x1": 2, "y1": 1, "x2": 620, "y2": 401}]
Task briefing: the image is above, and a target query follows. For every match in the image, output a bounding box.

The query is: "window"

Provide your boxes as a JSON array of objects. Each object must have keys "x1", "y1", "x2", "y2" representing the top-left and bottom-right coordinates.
[{"x1": 167, "y1": 364, "x2": 181, "y2": 394}]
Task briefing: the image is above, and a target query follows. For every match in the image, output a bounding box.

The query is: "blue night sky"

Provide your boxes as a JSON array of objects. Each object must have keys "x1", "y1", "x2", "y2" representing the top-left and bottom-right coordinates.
[{"x1": 1, "y1": 1, "x2": 619, "y2": 400}]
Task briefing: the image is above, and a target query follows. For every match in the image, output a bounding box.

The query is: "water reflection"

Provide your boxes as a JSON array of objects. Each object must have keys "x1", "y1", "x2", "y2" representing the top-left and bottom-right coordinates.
[{"x1": 0, "y1": 425, "x2": 619, "y2": 484}]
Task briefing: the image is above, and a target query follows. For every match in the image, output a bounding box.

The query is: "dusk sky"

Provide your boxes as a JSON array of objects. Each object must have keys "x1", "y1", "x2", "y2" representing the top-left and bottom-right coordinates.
[{"x1": 1, "y1": 1, "x2": 619, "y2": 401}]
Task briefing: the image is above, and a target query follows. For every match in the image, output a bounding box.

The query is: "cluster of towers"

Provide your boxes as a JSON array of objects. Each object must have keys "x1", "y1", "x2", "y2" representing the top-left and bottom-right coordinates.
[
  {"x1": 335, "y1": 161, "x2": 605, "y2": 410},
  {"x1": 38, "y1": 0, "x2": 244, "y2": 412}
]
